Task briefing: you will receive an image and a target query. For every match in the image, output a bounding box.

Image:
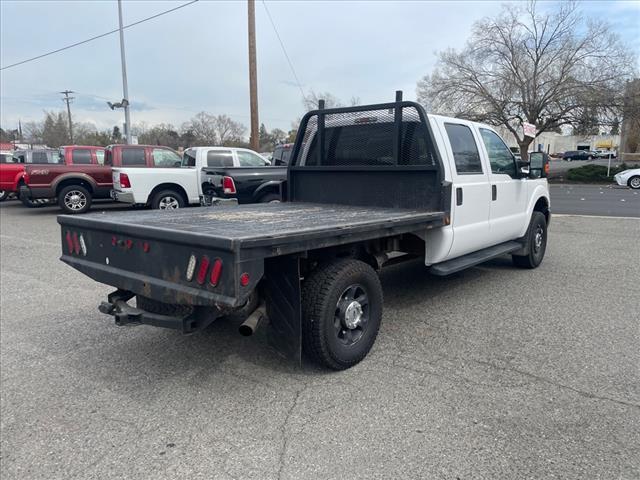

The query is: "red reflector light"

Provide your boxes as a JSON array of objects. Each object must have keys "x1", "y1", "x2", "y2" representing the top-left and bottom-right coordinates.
[
  {"x1": 72, "y1": 232, "x2": 81, "y2": 255},
  {"x1": 125, "y1": 239, "x2": 133, "y2": 249},
  {"x1": 119, "y1": 172, "x2": 131, "y2": 189},
  {"x1": 209, "y1": 258, "x2": 223, "y2": 286},
  {"x1": 240, "y1": 272, "x2": 250, "y2": 287},
  {"x1": 112, "y1": 236, "x2": 117, "y2": 246},
  {"x1": 196, "y1": 256, "x2": 210, "y2": 284},
  {"x1": 65, "y1": 231, "x2": 74, "y2": 253},
  {"x1": 142, "y1": 241, "x2": 150, "y2": 253},
  {"x1": 222, "y1": 176, "x2": 236, "y2": 194}
]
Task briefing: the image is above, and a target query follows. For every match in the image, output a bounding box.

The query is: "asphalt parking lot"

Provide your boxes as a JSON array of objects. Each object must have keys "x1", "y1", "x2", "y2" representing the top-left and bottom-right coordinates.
[{"x1": 1, "y1": 200, "x2": 639, "y2": 480}]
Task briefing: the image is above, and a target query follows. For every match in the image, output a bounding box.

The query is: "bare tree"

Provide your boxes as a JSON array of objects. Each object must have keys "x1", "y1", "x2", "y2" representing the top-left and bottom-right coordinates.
[
  {"x1": 417, "y1": 1, "x2": 636, "y2": 159},
  {"x1": 303, "y1": 91, "x2": 343, "y2": 110},
  {"x1": 181, "y1": 112, "x2": 218, "y2": 145},
  {"x1": 213, "y1": 114, "x2": 247, "y2": 146}
]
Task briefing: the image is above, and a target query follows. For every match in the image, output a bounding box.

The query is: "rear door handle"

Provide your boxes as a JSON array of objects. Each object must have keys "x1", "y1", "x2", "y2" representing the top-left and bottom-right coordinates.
[
  {"x1": 492, "y1": 185, "x2": 497, "y2": 201},
  {"x1": 456, "y1": 187, "x2": 463, "y2": 206}
]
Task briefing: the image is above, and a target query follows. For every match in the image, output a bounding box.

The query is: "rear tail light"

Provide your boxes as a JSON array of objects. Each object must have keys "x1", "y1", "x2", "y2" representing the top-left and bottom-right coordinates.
[
  {"x1": 72, "y1": 232, "x2": 81, "y2": 255},
  {"x1": 65, "y1": 230, "x2": 87, "y2": 256},
  {"x1": 222, "y1": 176, "x2": 236, "y2": 194},
  {"x1": 186, "y1": 254, "x2": 197, "y2": 281},
  {"x1": 209, "y1": 258, "x2": 223, "y2": 286},
  {"x1": 65, "y1": 231, "x2": 74, "y2": 253},
  {"x1": 196, "y1": 256, "x2": 210, "y2": 285},
  {"x1": 119, "y1": 172, "x2": 131, "y2": 188}
]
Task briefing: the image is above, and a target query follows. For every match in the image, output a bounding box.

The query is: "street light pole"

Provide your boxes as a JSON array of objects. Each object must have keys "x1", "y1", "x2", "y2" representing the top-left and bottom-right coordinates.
[{"x1": 117, "y1": 0, "x2": 132, "y2": 144}]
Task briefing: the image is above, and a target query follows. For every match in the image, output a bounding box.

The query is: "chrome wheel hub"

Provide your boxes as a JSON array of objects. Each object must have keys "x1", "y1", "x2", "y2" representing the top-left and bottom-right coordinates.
[
  {"x1": 533, "y1": 226, "x2": 544, "y2": 253},
  {"x1": 343, "y1": 300, "x2": 364, "y2": 329},
  {"x1": 159, "y1": 196, "x2": 179, "y2": 209},
  {"x1": 64, "y1": 191, "x2": 86, "y2": 210}
]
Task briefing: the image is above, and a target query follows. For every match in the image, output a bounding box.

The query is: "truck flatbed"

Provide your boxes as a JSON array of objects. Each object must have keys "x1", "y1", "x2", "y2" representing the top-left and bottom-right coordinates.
[{"x1": 60, "y1": 202, "x2": 446, "y2": 255}]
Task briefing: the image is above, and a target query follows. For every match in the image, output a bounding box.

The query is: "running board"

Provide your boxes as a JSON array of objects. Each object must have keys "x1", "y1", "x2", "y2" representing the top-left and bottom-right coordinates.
[{"x1": 429, "y1": 241, "x2": 522, "y2": 276}]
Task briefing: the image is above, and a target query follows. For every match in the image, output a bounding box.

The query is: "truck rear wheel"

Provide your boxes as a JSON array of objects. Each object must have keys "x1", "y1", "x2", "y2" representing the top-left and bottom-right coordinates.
[
  {"x1": 58, "y1": 185, "x2": 92, "y2": 214},
  {"x1": 151, "y1": 190, "x2": 185, "y2": 210},
  {"x1": 302, "y1": 259, "x2": 383, "y2": 370},
  {"x1": 512, "y1": 211, "x2": 547, "y2": 269}
]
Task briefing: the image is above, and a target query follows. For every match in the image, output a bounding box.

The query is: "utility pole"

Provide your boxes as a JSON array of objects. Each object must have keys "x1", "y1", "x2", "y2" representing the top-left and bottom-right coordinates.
[
  {"x1": 247, "y1": 0, "x2": 259, "y2": 151},
  {"x1": 117, "y1": 0, "x2": 132, "y2": 144},
  {"x1": 61, "y1": 90, "x2": 75, "y2": 143}
]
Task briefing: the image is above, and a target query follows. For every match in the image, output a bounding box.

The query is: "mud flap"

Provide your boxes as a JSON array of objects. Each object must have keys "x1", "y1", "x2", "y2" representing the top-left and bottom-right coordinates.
[{"x1": 264, "y1": 255, "x2": 302, "y2": 365}]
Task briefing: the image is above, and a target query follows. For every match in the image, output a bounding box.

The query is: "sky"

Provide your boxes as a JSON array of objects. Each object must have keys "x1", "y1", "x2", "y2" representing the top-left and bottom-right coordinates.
[{"x1": 1, "y1": 0, "x2": 639, "y2": 135}]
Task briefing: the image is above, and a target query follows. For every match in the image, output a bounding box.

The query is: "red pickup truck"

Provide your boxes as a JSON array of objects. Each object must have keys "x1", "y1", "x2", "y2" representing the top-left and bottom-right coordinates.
[
  {"x1": 20, "y1": 144, "x2": 180, "y2": 214},
  {"x1": 0, "y1": 151, "x2": 25, "y2": 201}
]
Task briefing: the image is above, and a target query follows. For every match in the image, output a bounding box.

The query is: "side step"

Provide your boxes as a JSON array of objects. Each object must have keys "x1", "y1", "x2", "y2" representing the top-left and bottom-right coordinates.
[{"x1": 429, "y1": 241, "x2": 522, "y2": 276}]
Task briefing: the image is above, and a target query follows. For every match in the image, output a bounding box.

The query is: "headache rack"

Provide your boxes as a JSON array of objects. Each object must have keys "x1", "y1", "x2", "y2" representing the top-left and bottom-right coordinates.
[{"x1": 286, "y1": 91, "x2": 449, "y2": 212}]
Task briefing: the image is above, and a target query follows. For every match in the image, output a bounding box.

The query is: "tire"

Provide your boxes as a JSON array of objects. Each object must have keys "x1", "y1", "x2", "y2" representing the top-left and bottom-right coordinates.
[
  {"x1": 151, "y1": 189, "x2": 185, "y2": 210},
  {"x1": 302, "y1": 259, "x2": 383, "y2": 370},
  {"x1": 58, "y1": 185, "x2": 92, "y2": 214},
  {"x1": 628, "y1": 176, "x2": 640, "y2": 190},
  {"x1": 19, "y1": 190, "x2": 47, "y2": 208},
  {"x1": 512, "y1": 211, "x2": 547, "y2": 269},
  {"x1": 587, "y1": 156, "x2": 593, "y2": 160},
  {"x1": 259, "y1": 193, "x2": 281, "y2": 203},
  {"x1": 0, "y1": 190, "x2": 7, "y2": 202},
  {"x1": 136, "y1": 296, "x2": 192, "y2": 317}
]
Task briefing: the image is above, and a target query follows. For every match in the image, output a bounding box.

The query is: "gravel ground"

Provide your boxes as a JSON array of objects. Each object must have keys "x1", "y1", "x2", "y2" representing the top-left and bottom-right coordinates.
[{"x1": 1, "y1": 200, "x2": 639, "y2": 480}]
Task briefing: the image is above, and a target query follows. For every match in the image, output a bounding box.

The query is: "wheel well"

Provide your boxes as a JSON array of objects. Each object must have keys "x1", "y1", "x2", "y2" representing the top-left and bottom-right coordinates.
[
  {"x1": 534, "y1": 197, "x2": 550, "y2": 224},
  {"x1": 56, "y1": 178, "x2": 94, "y2": 196},
  {"x1": 149, "y1": 183, "x2": 188, "y2": 203},
  {"x1": 254, "y1": 185, "x2": 279, "y2": 200}
]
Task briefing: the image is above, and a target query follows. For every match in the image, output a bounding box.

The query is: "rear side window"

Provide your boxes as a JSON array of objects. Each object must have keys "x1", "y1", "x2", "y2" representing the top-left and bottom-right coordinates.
[
  {"x1": 72, "y1": 149, "x2": 92, "y2": 164},
  {"x1": 121, "y1": 148, "x2": 146, "y2": 166},
  {"x1": 444, "y1": 123, "x2": 483, "y2": 174},
  {"x1": 152, "y1": 148, "x2": 181, "y2": 167},
  {"x1": 31, "y1": 151, "x2": 49, "y2": 164},
  {"x1": 96, "y1": 149, "x2": 105, "y2": 165},
  {"x1": 207, "y1": 150, "x2": 233, "y2": 167}
]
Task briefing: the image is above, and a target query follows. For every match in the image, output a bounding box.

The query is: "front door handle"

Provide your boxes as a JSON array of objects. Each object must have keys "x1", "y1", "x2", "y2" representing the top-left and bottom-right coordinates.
[
  {"x1": 456, "y1": 187, "x2": 463, "y2": 206},
  {"x1": 492, "y1": 185, "x2": 497, "y2": 201}
]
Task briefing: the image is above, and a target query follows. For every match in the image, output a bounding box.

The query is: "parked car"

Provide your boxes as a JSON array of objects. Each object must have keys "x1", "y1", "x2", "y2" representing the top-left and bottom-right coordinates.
[
  {"x1": 562, "y1": 150, "x2": 595, "y2": 161},
  {"x1": 0, "y1": 151, "x2": 25, "y2": 201},
  {"x1": 271, "y1": 143, "x2": 294, "y2": 165},
  {"x1": 111, "y1": 147, "x2": 286, "y2": 209},
  {"x1": 19, "y1": 144, "x2": 178, "y2": 214},
  {"x1": 613, "y1": 168, "x2": 640, "y2": 189},
  {"x1": 595, "y1": 149, "x2": 617, "y2": 159},
  {"x1": 58, "y1": 94, "x2": 550, "y2": 370}
]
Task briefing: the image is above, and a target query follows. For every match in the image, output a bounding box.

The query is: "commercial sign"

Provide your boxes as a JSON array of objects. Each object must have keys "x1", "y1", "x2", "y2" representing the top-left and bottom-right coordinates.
[{"x1": 523, "y1": 122, "x2": 537, "y2": 138}]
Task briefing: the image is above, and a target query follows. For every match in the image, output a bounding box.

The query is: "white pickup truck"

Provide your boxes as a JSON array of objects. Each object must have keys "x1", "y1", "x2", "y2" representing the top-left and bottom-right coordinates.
[
  {"x1": 111, "y1": 147, "x2": 279, "y2": 209},
  {"x1": 60, "y1": 93, "x2": 551, "y2": 370}
]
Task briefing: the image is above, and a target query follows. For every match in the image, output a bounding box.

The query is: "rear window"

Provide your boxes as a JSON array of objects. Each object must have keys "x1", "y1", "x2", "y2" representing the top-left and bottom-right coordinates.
[
  {"x1": 305, "y1": 122, "x2": 435, "y2": 167},
  {"x1": 121, "y1": 148, "x2": 146, "y2": 166},
  {"x1": 207, "y1": 150, "x2": 233, "y2": 167},
  {"x1": 72, "y1": 149, "x2": 92, "y2": 164}
]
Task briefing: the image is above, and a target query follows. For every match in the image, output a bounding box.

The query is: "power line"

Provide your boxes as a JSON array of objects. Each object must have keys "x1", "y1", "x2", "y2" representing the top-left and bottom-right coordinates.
[
  {"x1": 0, "y1": 0, "x2": 199, "y2": 71},
  {"x1": 261, "y1": 0, "x2": 306, "y2": 100}
]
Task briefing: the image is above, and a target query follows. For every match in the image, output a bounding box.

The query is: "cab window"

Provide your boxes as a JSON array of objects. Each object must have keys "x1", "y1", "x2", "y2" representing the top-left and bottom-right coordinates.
[
  {"x1": 444, "y1": 123, "x2": 483, "y2": 174},
  {"x1": 480, "y1": 129, "x2": 517, "y2": 177},
  {"x1": 237, "y1": 150, "x2": 267, "y2": 167},
  {"x1": 95, "y1": 149, "x2": 105, "y2": 165},
  {"x1": 72, "y1": 149, "x2": 92, "y2": 164},
  {"x1": 182, "y1": 149, "x2": 197, "y2": 167},
  {"x1": 152, "y1": 148, "x2": 181, "y2": 167},
  {"x1": 121, "y1": 148, "x2": 146, "y2": 166}
]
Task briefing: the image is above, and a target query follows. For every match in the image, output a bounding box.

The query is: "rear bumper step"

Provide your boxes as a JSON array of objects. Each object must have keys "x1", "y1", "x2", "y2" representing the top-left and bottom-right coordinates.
[{"x1": 98, "y1": 289, "x2": 216, "y2": 334}]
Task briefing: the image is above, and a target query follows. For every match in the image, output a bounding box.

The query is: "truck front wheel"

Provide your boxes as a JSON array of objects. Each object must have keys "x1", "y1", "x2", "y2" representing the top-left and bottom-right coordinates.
[
  {"x1": 58, "y1": 185, "x2": 92, "y2": 214},
  {"x1": 302, "y1": 259, "x2": 383, "y2": 370},
  {"x1": 512, "y1": 211, "x2": 547, "y2": 269}
]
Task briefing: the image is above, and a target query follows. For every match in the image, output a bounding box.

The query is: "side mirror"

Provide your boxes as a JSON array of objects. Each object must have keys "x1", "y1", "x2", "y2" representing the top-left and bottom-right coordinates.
[
  {"x1": 518, "y1": 161, "x2": 530, "y2": 177},
  {"x1": 528, "y1": 152, "x2": 549, "y2": 178}
]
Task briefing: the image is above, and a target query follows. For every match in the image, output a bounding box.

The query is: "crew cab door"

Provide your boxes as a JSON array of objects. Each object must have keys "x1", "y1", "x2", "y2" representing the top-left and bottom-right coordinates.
[
  {"x1": 439, "y1": 121, "x2": 492, "y2": 258},
  {"x1": 477, "y1": 128, "x2": 528, "y2": 244}
]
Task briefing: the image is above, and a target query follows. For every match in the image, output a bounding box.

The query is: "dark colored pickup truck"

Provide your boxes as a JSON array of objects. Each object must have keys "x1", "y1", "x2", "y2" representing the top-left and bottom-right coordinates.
[
  {"x1": 203, "y1": 165, "x2": 287, "y2": 204},
  {"x1": 20, "y1": 144, "x2": 178, "y2": 214},
  {"x1": 57, "y1": 93, "x2": 551, "y2": 370}
]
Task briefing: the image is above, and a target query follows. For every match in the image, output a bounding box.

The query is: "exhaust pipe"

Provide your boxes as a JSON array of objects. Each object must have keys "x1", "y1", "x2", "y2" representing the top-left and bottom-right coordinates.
[{"x1": 239, "y1": 304, "x2": 266, "y2": 336}]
